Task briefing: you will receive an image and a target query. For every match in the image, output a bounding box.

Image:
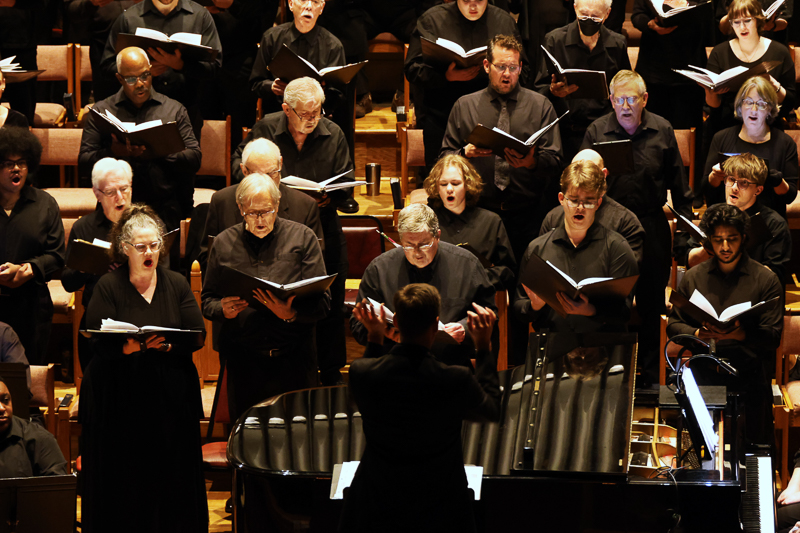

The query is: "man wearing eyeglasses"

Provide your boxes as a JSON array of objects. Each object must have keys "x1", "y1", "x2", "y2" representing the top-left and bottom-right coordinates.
[
  {"x1": 513, "y1": 159, "x2": 637, "y2": 334},
  {"x1": 441, "y1": 34, "x2": 563, "y2": 265},
  {"x1": 62, "y1": 158, "x2": 133, "y2": 371},
  {"x1": 0, "y1": 127, "x2": 64, "y2": 366},
  {"x1": 533, "y1": 0, "x2": 630, "y2": 162},
  {"x1": 233, "y1": 77, "x2": 352, "y2": 384},
  {"x1": 80, "y1": 47, "x2": 201, "y2": 261},
  {"x1": 687, "y1": 153, "x2": 790, "y2": 284},
  {"x1": 581, "y1": 69, "x2": 693, "y2": 387},
  {"x1": 350, "y1": 203, "x2": 496, "y2": 366}
]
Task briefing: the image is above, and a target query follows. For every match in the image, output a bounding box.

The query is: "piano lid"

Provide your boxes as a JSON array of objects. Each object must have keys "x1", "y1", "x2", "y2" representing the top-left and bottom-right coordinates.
[{"x1": 519, "y1": 332, "x2": 637, "y2": 478}]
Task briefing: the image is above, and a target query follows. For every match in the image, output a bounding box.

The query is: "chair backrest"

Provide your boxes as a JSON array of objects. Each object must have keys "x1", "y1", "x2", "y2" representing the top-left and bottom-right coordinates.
[
  {"x1": 44, "y1": 187, "x2": 97, "y2": 219},
  {"x1": 674, "y1": 128, "x2": 696, "y2": 191},
  {"x1": 197, "y1": 116, "x2": 232, "y2": 187},
  {"x1": 777, "y1": 315, "x2": 800, "y2": 385},
  {"x1": 340, "y1": 215, "x2": 385, "y2": 279},
  {"x1": 794, "y1": 46, "x2": 800, "y2": 84},
  {"x1": 74, "y1": 44, "x2": 92, "y2": 112},
  {"x1": 0, "y1": 475, "x2": 77, "y2": 533},
  {"x1": 32, "y1": 128, "x2": 83, "y2": 167},
  {"x1": 407, "y1": 128, "x2": 425, "y2": 167},
  {"x1": 785, "y1": 130, "x2": 800, "y2": 166},
  {"x1": 622, "y1": 20, "x2": 641, "y2": 47},
  {"x1": 627, "y1": 47, "x2": 638, "y2": 70},
  {"x1": 29, "y1": 364, "x2": 54, "y2": 409},
  {"x1": 37, "y1": 45, "x2": 73, "y2": 85}
]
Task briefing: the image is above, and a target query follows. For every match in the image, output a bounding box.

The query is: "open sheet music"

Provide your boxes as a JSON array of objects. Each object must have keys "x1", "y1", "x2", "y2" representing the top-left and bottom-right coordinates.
[
  {"x1": 280, "y1": 171, "x2": 361, "y2": 194},
  {"x1": 673, "y1": 61, "x2": 780, "y2": 91},
  {"x1": 219, "y1": 266, "x2": 336, "y2": 304},
  {"x1": 91, "y1": 108, "x2": 186, "y2": 158},
  {"x1": 648, "y1": 0, "x2": 713, "y2": 27},
  {"x1": 541, "y1": 46, "x2": 609, "y2": 100},
  {"x1": 669, "y1": 289, "x2": 780, "y2": 332},
  {"x1": 268, "y1": 44, "x2": 367, "y2": 85},
  {"x1": 115, "y1": 28, "x2": 218, "y2": 62},
  {"x1": 465, "y1": 111, "x2": 567, "y2": 158},
  {"x1": 420, "y1": 37, "x2": 487, "y2": 69}
]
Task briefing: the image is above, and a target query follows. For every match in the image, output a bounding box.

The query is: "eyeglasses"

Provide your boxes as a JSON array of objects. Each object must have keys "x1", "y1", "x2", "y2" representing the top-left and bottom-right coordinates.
[
  {"x1": 491, "y1": 63, "x2": 521, "y2": 75},
  {"x1": 1, "y1": 159, "x2": 27, "y2": 170},
  {"x1": 243, "y1": 209, "x2": 276, "y2": 220},
  {"x1": 565, "y1": 197, "x2": 598, "y2": 209},
  {"x1": 125, "y1": 241, "x2": 161, "y2": 254},
  {"x1": 612, "y1": 96, "x2": 640, "y2": 106},
  {"x1": 401, "y1": 240, "x2": 437, "y2": 252},
  {"x1": 290, "y1": 106, "x2": 324, "y2": 123},
  {"x1": 577, "y1": 15, "x2": 604, "y2": 23},
  {"x1": 298, "y1": 0, "x2": 324, "y2": 6},
  {"x1": 121, "y1": 71, "x2": 152, "y2": 85},
  {"x1": 243, "y1": 164, "x2": 281, "y2": 178},
  {"x1": 99, "y1": 185, "x2": 131, "y2": 198},
  {"x1": 741, "y1": 98, "x2": 770, "y2": 111},
  {"x1": 730, "y1": 18, "x2": 753, "y2": 27},
  {"x1": 725, "y1": 176, "x2": 757, "y2": 189}
]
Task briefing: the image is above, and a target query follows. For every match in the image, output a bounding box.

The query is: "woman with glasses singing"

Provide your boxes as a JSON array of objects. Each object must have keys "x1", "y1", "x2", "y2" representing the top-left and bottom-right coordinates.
[
  {"x1": 201, "y1": 173, "x2": 330, "y2": 423},
  {"x1": 702, "y1": 76, "x2": 798, "y2": 218},
  {"x1": 81, "y1": 204, "x2": 208, "y2": 533},
  {"x1": 704, "y1": 0, "x2": 795, "y2": 134}
]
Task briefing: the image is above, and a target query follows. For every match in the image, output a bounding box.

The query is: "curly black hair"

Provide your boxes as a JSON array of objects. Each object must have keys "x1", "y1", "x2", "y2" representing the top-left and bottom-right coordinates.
[
  {"x1": 699, "y1": 203, "x2": 750, "y2": 245},
  {"x1": 0, "y1": 127, "x2": 42, "y2": 174}
]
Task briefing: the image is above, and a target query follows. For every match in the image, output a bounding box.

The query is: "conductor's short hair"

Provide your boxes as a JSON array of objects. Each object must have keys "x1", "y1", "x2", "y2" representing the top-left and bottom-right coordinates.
[{"x1": 393, "y1": 284, "x2": 441, "y2": 338}]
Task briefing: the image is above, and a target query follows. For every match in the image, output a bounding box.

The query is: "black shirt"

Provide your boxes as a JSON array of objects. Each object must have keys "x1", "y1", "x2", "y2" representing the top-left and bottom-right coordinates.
[
  {"x1": 404, "y1": 1, "x2": 523, "y2": 122},
  {"x1": 706, "y1": 40, "x2": 796, "y2": 126},
  {"x1": 99, "y1": 0, "x2": 223, "y2": 108},
  {"x1": 78, "y1": 88, "x2": 201, "y2": 223},
  {"x1": 209, "y1": 0, "x2": 264, "y2": 77},
  {"x1": 350, "y1": 242, "x2": 497, "y2": 347},
  {"x1": 249, "y1": 22, "x2": 345, "y2": 104},
  {"x1": 0, "y1": 416, "x2": 67, "y2": 479},
  {"x1": 533, "y1": 20, "x2": 631, "y2": 129},
  {"x1": 61, "y1": 203, "x2": 114, "y2": 307},
  {"x1": 440, "y1": 84, "x2": 563, "y2": 205},
  {"x1": 513, "y1": 221, "x2": 638, "y2": 333},
  {"x1": 702, "y1": 125, "x2": 799, "y2": 219},
  {"x1": 667, "y1": 253, "x2": 783, "y2": 365},
  {"x1": 433, "y1": 205, "x2": 516, "y2": 291},
  {"x1": 539, "y1": 195, "x2": 645, "y2": 268},
  {"x1": 1, "y1": 110, "x2": 29, "y2": 129}
]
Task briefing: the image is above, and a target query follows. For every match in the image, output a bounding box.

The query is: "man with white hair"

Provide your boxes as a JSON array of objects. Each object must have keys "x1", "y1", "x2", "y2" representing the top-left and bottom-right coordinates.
[
  {"x1": 198, "y1": 137, "x2": 322, "y2": 274},
  {"x1": 80, "y1": 47, "x2": 201, "y2": 241},
  {"x1": 350, "y1": 203, "x2": 496, "y2": 365},
  {"x1": 533, "y1": 0, "x2": 631, "y2": 161},
  {"x1": 62, "y1": 157, "x2": 133, "y2": 371},
  {"x1": 233, "y1": 77, "x2": 352, "y2": 384}
]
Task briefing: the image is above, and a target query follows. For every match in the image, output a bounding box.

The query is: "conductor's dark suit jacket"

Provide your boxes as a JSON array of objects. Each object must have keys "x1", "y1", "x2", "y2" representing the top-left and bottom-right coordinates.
[{"x1": 340, "y1": 341, "x2": 501, "y2": 533}]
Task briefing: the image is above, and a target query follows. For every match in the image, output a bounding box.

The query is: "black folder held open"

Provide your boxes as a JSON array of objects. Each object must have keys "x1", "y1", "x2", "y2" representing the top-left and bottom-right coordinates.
[
  {"x1": 220, "y1": 266, "x2": 336, "y2": 305},
  {"x1": 268, "y1": 44, "x2": 367, "y2": 85}
]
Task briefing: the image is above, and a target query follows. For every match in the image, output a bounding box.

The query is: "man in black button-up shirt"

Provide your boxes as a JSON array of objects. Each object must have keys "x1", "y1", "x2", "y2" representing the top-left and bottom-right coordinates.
[
  {"x1": 406, "y1": 0, "x2": 523, "y2": 169},
  {"x1": 80, "y1": 47, "x2": 201, "y2": 234},
  {"x1": 514, "y1": 160, "x2": 637, "y2": 336},
  {"x1": 534, "y1": 0, "x2": 630, "y2": 161},
  {"x1": 99, "y1": 0, "x2": 223, "y2": 138},
  {"x1": 668, "y1": 204, "x2": 783, "y2": 445},
  {"x1": 581, "y1": 70, "x2": 693, "y2": 386},
  {"x1": 0, "y1": 128, "x2": 64, "y2": 366},
  {"x1": 441, "y1": 34, "x2": 563, "y2": 264}
]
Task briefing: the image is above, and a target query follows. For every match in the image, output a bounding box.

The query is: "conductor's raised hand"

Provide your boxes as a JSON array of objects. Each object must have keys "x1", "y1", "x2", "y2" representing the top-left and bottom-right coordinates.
[
  {"x1": 445, "y1": 62, "x2": 481, "y2": 82},
  {"x1": 221, "y1": 296, "x2": 248, "y2": 319},
  {"x1": 253, "y1": 288, "x2": 296, "y2": 321},
  {"x1": 353, "y1": 298, "x2": 389, "y2": 345},
  {"x1": 467, "y1": 303, "x2": 497, "y2": 351}
]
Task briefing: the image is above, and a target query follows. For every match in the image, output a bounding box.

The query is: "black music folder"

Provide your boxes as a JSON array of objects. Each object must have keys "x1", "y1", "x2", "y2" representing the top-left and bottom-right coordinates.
[
  {"x1": 115, "y1": 29, "x2": 218, "y2": 63},
  {"x1": 667, "y1": 204, "x2": 706, "y2": 242},
  {"x1": 65, "y1": 239, "x2": 112, "y2": 276},
  {"x1": 668, "y1": 289, "x2": 780, "y2": 332},
  {"x1": 519, "y1": 253, "x2": 639, "y2": 318},
  {"x1": 420, "y1": 37, "x2": 487, "y2": 69},
  {"x1": 591, "y1": 139, "x2": 635, "y2": 176},
  {"x1": 541, "y1": 46, "x2": 609, "y2": 100},
  {"x1": 649, "y1": 0, "x2": 713, "y2": 27},
  {"x1": 465, "y1": 111, "x2": 567, "y2": 158},
  {"x1": 220, "y1": 266, "x2": 336, "y2": 305},
  {"x1": 268, "y1": 44, "x2": 367, "y2": 85},
  {"x1": 83, "y1": 320, "x2": 205, "y2": 345},
  {"x1": 91, "y1": 108, "x2": 186, "y2": 158},
  {"x1": 674, "y1": 60, "x2": 780, "y2": 91}
]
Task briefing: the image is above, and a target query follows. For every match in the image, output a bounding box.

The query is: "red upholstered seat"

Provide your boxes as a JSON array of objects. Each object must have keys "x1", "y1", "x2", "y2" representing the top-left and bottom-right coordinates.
[
  {"x1": 341, "y1": 216, "x2": 386, "y2": 308},
  {"x1": 202, "y1": 441, "x2": 229, "y2": 469}
]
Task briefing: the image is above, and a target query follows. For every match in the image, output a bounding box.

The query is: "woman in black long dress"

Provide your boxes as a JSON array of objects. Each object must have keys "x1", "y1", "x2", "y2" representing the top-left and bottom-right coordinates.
[{"x1": 80, "y1": 204, "x2": 208, "y2": 533}]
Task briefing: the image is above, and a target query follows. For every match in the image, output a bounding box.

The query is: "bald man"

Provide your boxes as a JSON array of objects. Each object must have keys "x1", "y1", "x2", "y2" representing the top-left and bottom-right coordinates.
[
  {"x1": 79, "y1": 47, "x2": 201, "y2": 240},
  {"x1": 539, "y1": 149, "x2": 645, "y2": 267}
]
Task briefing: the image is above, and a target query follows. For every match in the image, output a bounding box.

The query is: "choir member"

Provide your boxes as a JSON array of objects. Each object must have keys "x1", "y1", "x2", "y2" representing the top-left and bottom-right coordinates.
[
  {"x1": 81, "y1": 204, "x2": 208, "y2": 532},
  {"x1": 667, "y1": 203, "x2": 783, "y2": 446},
  {"x1": 423, "y1": 154, "x2": 516, "y2": 291},
  {"x1": 0, "y1": 127, "x2": 64, "y2": 366},
  {"x1": 341, "y1": 284, "x2": 500, "y2": 533},
  {"x1": 405, "y1": 0, "x2": 523, "y2": 169},
  {"x1": 62, "y1": 158, "x2": 133, "y2": 371},
  {"x1": 513, "y1": 159, "x2": 638, "y2": 334},
  {"x1": 703, "y1": 76, "x2": 797, "y2": 219},
  {"x1": 201, "y1": 173, "x2": 330, "y2": 420},
  {"x1": 581, "y1": 69, "x2": 693, "y2": 387},
  {"x1": 440, "y1": 34, "x2": 562, "y2": 263}
]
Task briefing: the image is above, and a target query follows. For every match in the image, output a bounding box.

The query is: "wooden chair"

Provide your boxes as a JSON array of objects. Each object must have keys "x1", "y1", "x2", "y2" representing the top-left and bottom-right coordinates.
[
  {"x1": 341, "y1": 215, "x2": 386, "y2": 307},
  {"x1": 30, "y1": 364, "x2": 57, "y2": 435},
  {"x1": 622, "y1": 20, "x2": 642, "y2": 47},
  {"x1": 32, "y1": 128, "x2": 83, "y2": 187},
  {"x1": 397, "y1": 44, "x2": 419, "y2": 198},
  {"x1": 674, "y1": 127, "x2": 697, "y2": 192},
  {"x1": 627, "y1": 47, "x2": 639, "y2": 71},
  {"x1": 33, "y1": 44, "x2": 74, "y2": 127},
  {"x1": 774, "y1": 314, "x2": 800, "y2": 488},
  {"x1": 191, "y1": 260, "x2": 219, "y2": 384},
  {"x1": 197, "y1": 116, "x2": 232, "y2": 187},
  {"x1": 202, "y1": 362, "x2": 230, "y2": 471},
  {"x1": 74, "y1": 44, "x2": 92, "y2": 113}
]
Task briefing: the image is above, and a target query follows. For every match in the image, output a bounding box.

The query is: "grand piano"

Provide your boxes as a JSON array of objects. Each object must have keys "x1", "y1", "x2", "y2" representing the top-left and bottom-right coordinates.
[{"x1": 227, "y1": 332, "x2": 774, "y2": 532}]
